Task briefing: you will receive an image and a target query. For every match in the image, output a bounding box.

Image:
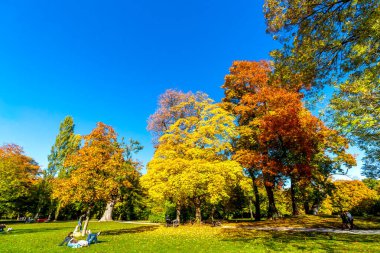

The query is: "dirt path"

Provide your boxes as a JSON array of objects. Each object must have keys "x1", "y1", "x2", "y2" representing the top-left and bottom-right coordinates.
[{"x1": 222, "y1": 226, "x2": 380, "y2": 235}]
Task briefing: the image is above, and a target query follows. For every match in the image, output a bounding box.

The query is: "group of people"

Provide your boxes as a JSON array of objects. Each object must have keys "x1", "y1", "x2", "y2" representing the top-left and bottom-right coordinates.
[
  {"x1": 59, "y1": 214, "x2": 101, "y2": 248},
  {"x1": 59, "y1": 231, "x2": 101, "y2": 248}
]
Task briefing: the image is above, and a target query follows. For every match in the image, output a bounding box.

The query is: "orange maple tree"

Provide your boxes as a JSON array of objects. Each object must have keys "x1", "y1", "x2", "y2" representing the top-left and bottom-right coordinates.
[
  {"x1": 223, "y1": 61, "x2": 355, "y2": 217},
  {"x1": 53, "y1": 122, "x2": 135, "y2": 234}
]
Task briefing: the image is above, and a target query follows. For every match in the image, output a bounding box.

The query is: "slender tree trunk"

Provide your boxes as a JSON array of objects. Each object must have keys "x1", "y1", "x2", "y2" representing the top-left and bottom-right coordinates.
[
  {"x1": 303, "y1": 201, "x2": 310, "y2": 214},
  {"x1": 100, "y1": 200, "x2": 115, "y2": 221},
  {"x1": 300, "y1": 189, "x2": 310, "y2": 214},
  {"x1": 211, "y1": 206, "x2": 216, "y2": 221},
  {"x1": 176, "y1": 201, "x2": 181, "y2": 224},
  {"x1": 290, "y1": 176, "x2": 300, "y2": 216},
  {"x1": 311, "y1": 199, "x2": 320, "y2": 215},
  {"x1": 264, "y1": 174, "x2": 279, "y2": 219},
  {"x1": 34, "y1": 210, "x2": 40, "y2": 220},
  {"x1": 54, "y1": 201, "x2": 61, "y2": 221},
  {"x1": 249, "y1": 198, "x2": 254, "y2": 220},
  {"x1": 194, "y1": 197, "x2": 201, "y2": 223},
  {"x1": 248, "y1": 169, "x2": 261, "y2": 221},
  {"x1": 81, "y1": 208, "x2": 91, "y2": 236}
]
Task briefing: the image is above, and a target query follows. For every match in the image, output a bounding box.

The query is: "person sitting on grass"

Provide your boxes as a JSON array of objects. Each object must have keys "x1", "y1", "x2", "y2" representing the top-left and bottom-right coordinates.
[{"x1": 340, "y1": 211, "x2": 354, "y2": 230}]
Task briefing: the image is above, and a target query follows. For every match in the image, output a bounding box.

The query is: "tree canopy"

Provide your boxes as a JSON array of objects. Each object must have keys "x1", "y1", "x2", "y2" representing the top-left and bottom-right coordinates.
[
  {"x1": 264, "y1": 0, "x2": 380, "y2": 177},
  {"x1": 142, "y1": 91, "x2": 243, "y2": 222}
]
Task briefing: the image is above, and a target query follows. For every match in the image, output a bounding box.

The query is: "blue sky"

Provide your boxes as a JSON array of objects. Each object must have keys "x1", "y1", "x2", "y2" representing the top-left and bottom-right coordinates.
[{"x1": 0, "y1": 0, "x2": 363, "y2": 178}]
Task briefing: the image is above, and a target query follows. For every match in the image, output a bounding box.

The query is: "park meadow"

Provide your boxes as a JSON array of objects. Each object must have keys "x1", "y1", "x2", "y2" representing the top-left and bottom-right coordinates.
[
  {"x1": 1, "y1": 0, "x2": 380, "y2": 252},
  {"x1": 1, "y1": 215, "x2": 380, "y2": 252}
]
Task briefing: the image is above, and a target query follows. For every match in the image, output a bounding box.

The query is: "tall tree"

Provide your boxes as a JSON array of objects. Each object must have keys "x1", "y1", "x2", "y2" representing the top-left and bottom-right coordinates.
[
  {"x1": 222, "y1": 61, "x2": 271, "y2": 220},
  {"x1": 99, "y1": 139, "x2": 142, "y2": 221},
  {"x1": 0, "y1": 144, "x2": 40, "y2": 216},
  {"x1": 146, "y1": 89, "x2": 213, "y2": 220},
  {"x1": 53, "y1": 122, "x2": 134, "y2": 235},
  {"x1": 48, "y1": 116, "x2": 81, "y2": 178},
  {"x1": 142, "y1": 92, "x2": 243, "y2": 223},
  {"x1": 264, "y1": 0, "x2": 380, "y2": 176},
  {"x1": 223, "y1": 61, "x2": 355, "y2": 217}
]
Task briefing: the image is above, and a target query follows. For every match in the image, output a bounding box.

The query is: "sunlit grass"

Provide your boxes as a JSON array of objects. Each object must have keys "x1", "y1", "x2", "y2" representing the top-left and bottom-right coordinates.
[
  {"x1": 0, "y1": 215, "x2": 379, "y2": 252},
  {"x1": 227, "y1": 214, "x2": 380, "y2": 230}
]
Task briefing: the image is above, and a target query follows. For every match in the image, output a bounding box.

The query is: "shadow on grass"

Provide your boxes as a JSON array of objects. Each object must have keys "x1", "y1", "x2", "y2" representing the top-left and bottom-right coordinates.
[
  {"x1": 102, "y1": 225, "x2": 158, "y2": 236},
  {"x1": 220, "y1": 229, "x2": 380, "y2": 252},
  {"x1": 0, "y1": 226, "x2": 73, "y2": 235}
]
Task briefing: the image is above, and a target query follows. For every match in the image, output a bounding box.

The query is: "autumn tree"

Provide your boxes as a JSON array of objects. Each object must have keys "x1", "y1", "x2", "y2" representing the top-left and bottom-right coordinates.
[
  {"x1": 53, "y1": 123, "x2": 135, "y2": 234},
  {"x1": 145, "y1": 90, "x2": 214, "y2": 221},
  {"x1": 331, "y1": 180, "x2": 378, "y2": 215},
  {"x1": 264, "y1": 0, "x2": 380, "y2": 176},
  {"x1": 0, "y1": 144, "x2": 40, "y2": 216},
  {"x1": 147, "y1": 89, "x2": 195, "y2": 146},
  {"x1": 222, "y1": 61, "x2": 271, "y2": 220},
  {"x1": 99, "y1": 139, "x2": 142, "y2": 221},
  {"x1": 223, "y1": 61, "x2": 355, "y2": 217},
  {"x1": 142, "y1": 91, "x2": 243, "y2": 223}
]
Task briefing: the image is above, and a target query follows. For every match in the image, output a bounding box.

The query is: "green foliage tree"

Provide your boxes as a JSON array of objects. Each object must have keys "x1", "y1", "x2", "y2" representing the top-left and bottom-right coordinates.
[
  {"x1": 48, "y1": 116, "x2": 81, "y2": 178},
  {"x1": 264, "y1": 0, "x2": 380, "y2": 176}
]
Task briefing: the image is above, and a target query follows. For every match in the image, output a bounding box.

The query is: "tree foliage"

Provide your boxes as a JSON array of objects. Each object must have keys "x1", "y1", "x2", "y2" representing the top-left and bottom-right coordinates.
[
  {"x1": 53, "y1": 122, "x2": 137, "y2": 231},
  {"x1": 0, "y1": 144, "x2": 40, "y2": 215},
  {"x1": 264, "y1": 0, "x2": 380, "y2": 176},
  {"x1": 48, "y1": 116, "x2": 81, "y2": 178},
  {"x1": 142, "y1": 91, "x2": 243, "y2": 223},
  {"x1": 222, "y1": 61, "x2": 355, "y2": 217},
  {"x1": 330, "y1": 180, "x2": 378, "y2": 215}
]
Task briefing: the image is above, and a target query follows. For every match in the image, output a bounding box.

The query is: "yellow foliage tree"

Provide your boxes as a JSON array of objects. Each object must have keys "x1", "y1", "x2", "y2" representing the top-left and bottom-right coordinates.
[
  {"x1": 142, "y1": 95, "x2": 243, "y2": 223},
  {"x1": 330, "y1": 180, "x2": 378, "y2": 215}
]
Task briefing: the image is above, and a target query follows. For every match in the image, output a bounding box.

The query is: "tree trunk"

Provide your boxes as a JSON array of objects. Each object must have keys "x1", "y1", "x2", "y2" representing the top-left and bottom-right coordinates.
[
  {"x1": 303, "y1": 201, "x2": 310, "y2": 214},
  {"x1": 290, "y1": 177, "x2": 299, "y2": 216},
  {"x1": 54, "y1": 201, "x2": 61, "y2": 221},
  {"x1": 34, "y1": 210, "x2": 40, "y2": 220},
  {"x1": 81, "y1": 208, "x2": 91, "y2": 236},
  {"x1": 211, "y1": 206, "x2": 216, "y2": 221},
  {"x1": 264, "y1": 174, "x2": 279, "y2": 219},
  {"x1": 176, "y1": 202, "x2": 181, "y2": 224},
  {"x1": 100, "y1": 200, "x2": 115, "y2": 221},
  {"x1": 248, "y1": 169, "x2": 261, "y2": 221},
  {"x1": 249, "y1": 199, "x2": 254, "y2": 220},
  {"x1": 311, "y1": 199, "x2": 320, "y2": 215},
  {"x1": 194, "y1": 197, "x2": 201, "y2": 223}
]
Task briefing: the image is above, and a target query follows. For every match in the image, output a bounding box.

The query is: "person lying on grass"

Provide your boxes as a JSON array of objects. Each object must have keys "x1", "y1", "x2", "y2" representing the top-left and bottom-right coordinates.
[{"x1": 59, "y1": 231, "x2": 101, "y2": 248}]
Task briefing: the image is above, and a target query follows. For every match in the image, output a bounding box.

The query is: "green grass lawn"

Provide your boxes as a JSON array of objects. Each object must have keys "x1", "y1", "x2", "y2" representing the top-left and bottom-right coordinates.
[{"x1": 1, "y1": 216, "x2": 380, "y2": 252}]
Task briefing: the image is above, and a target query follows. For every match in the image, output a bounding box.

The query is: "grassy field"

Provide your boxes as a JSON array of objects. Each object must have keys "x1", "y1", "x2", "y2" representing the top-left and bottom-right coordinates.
[{"x1": 0, "y1": 215, "x2": 380, "y2": 252}]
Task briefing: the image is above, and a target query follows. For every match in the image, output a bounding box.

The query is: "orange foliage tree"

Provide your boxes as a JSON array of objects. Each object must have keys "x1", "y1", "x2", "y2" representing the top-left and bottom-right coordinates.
[
  {"x1": 53, "y1": 123, "x2": 136, "y2": 234},
  {"x1": 222, "y1": 61, "x2": 271, "y2": 220},
  {"x1": 223, "y1": 61, "x2": 355, "y2": 217}
]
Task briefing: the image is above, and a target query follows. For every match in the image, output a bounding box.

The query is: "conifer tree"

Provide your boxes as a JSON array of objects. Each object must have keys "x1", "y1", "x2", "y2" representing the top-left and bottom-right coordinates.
[{"x1": 48, "y1": 116, "x2": 81, "y2": 178}]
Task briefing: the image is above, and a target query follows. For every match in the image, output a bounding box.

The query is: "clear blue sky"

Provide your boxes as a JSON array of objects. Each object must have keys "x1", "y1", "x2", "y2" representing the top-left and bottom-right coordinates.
[{"x1": 0, "y1": 0, "x2": 363, "y2": 178}]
